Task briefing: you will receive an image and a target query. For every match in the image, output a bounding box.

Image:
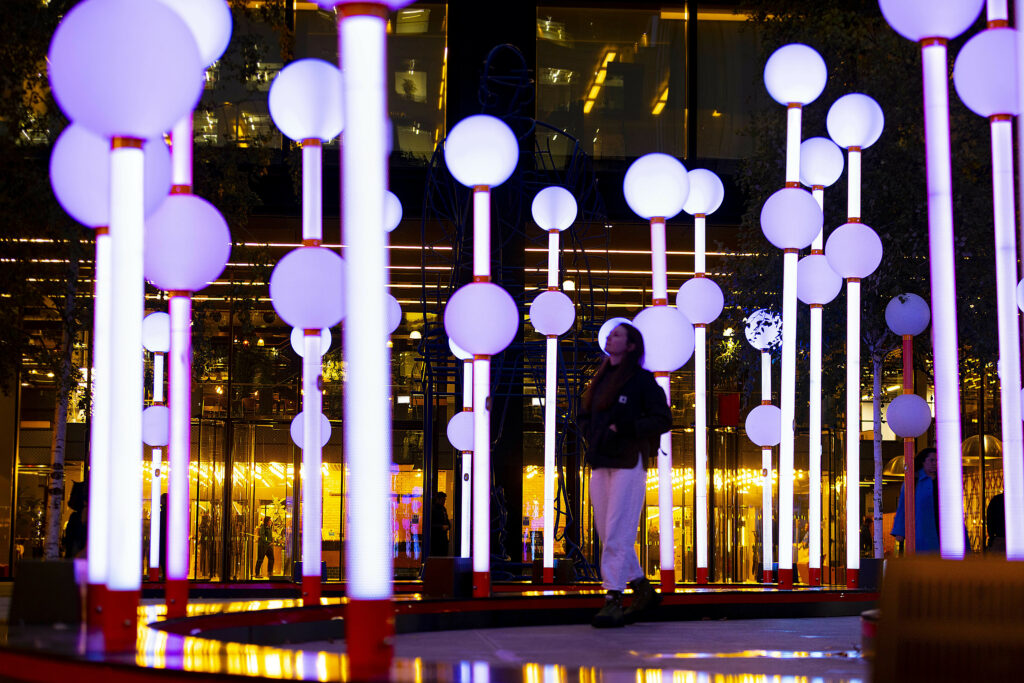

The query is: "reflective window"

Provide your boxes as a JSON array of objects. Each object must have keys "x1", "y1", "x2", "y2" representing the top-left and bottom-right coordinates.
[
  {"x1": 695, "y1": 9, "x2": 762, "y2": 159},
  {"x1": 294, "y1": 4, "x2": 447, "y2": 162},
  {"x1": 537, "y1": 7, "x2": 687, "y2": 164}
]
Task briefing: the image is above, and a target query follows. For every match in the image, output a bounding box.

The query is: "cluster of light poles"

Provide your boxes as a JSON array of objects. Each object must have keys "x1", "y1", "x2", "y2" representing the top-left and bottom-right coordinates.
[
  {"x1": 47, "y1": 0, "x2": 228, "y2": 648},
  {"x1": 442, "y1": 114, "x2": 521, "y2": 598}
]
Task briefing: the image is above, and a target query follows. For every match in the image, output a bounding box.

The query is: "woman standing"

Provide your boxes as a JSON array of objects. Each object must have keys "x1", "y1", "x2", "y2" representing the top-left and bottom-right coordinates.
[{"x1": 580, "y1": 323, "x2": 672, "y2": 627}]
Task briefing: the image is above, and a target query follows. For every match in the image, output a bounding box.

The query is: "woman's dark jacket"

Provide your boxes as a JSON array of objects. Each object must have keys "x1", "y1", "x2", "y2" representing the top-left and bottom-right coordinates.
[{"x1": 579, "y1": 367, "x2": 672, "y2": 469}]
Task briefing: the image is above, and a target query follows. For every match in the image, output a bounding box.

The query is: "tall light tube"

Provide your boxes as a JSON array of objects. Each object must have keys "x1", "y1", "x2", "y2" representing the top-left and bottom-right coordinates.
[
  {"x1": 460, "y1": 359, "x2": 473, "y2": 558},
  {"x1": 845, "y1": 279, "x2": 861, "y2": 584},
  {"x1": 808, "y1": 304, "x2": 822, "y2": 585},
  {"x1": 650, "y1": 216, "x2": 675, "y2": 592},
  {"x1": 302, "y1": 331, "x2": 323, "y2": 603},
  {"x1": 777, "y1": 248, "x2": 798, "y2": 589},
  {"x1": 166, "y1": 292, "x2": 191, "y2": 610},
  {"x1": 693, "y1": 211, "x2": 708, "y2": 585},
  {"x1": 542, "y1": 227, "x2": 561, "y2": 583},
  {"x1": 302, "y1": 139, "x2": 323, "y2": 244},
  {"x1": 921, "y1": 41, "x2": 966, "y2": 559},
  {"x1": 165, "y1": 115, "x2": 194, "y2": 618},
  {"x1": 774, "y1": 100, "x2": 803, "y2": 590},
  {"x1": 338, "y1": 8, "x2": 395, "y2": 676},
  {"x1": 543, "y1": 336, "x2": 557, "y2": 581},
  {"x1": 761, "y1": 351, "x2": 773, "y2": 584},
  {"x1": 991, "y1": 115, "x2": 1024, "y2": 558},
  {"x1": 106, "y1": 138, "x2": 144, "y2": 648},
  {"x1": 694, "y1": 324, "x2": 707, "y2": 583},
  {"x1": 472, "y1": 356, "x2": 491, "y2": 594},
  {"x1": 86, "y1": 227, "x2": 111, "y2": 625},
  {"x1": 148, "y1": 351, "x2": 164, "y2": 582}
]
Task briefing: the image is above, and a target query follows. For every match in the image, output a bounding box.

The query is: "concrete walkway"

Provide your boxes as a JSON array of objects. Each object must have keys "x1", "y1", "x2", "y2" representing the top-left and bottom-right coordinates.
[{"x1": 279, "y1": 616, "x2": 869, "y2": 680}]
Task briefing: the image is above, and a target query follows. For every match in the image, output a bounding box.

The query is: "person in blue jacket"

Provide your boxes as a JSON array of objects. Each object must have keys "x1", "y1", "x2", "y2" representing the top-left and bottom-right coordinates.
[
  {"x1": 892, "y1": 447, "x2": 940, "y2": 553},
  {"x1": 579, "y1": 322, "x2": 672, "y2": 628}
]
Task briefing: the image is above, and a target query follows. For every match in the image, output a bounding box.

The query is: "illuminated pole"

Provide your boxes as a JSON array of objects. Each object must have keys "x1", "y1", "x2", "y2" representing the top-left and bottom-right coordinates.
[
  {"x1": 880, "y1": 0, "x2": 981, "y2": 561},
  {"x1": 157, "y1": 0, "x2": 232, "y2": 618},
  {"x1": 461, "y1": 358, "x2": 473, "y2": 557},
  {"x1": 442, "y1": 115, "x2": 520, "y2": 600},
  {"x1": 761, "y1": 350, "x2": 773, "y2": 584},
  {"x1": 903, "y1": 334, "x2": 917, "y2": 554},
  {"x1": 88, "y1": 226, "x2": 111, "y2": 624},
  {"x1": 763, "y1": 43, "x2": 827, "y2": 589},
  {"x1": 302, "y1": 331, "x2": 323, "y2": 603},
  {"x1": 447, "y1": 338, "x2": 473, "y2": 559},
  {"x1": 884, "y1": 293, "x2": 932, "y2": 554},
  {"x1": 165, "y1": 119, "x2": 193, "y2": 619},
  {"x1": 760, "y1": 185, "x2": 823, "y2": 588},
  {"x1": 268, "y1": 58, "x2": 345, "y2": 605},
  {"x1": 50, "y1": 129, "x2": 173, "y2": 629},
  {"x1": 328, "y1": 2, "x2": 401, "y2": 674},
  {"x1": 149, "y1": 343, "x2": 165, "y2": 583},
  {"x1": 46, "y1": 0, "x2": 208, "y2": 651},
  {"x1": 623, "y1": 154, "x2": 691, "y2": 593},
  {"x1": 953, "y1": 14, "x2": 1024, "y2": 559},
  {"x1": 798, "y1": 135, "x2": 843, "y2": 586},
  {"x1": 542, "y1": 232, "x2": 559, "y2": 582},
  {"x1": 105, "y1": 136, "x2": 146, "y2": 648},
  {"x1": 530, "y1": 187, "x2": 577, "y2": 583},
  {"x1": 679, "y1": 169, "x2": 724, "y2": 585},
  {"x1": 825, "y1": 92, "x2": 885, "y2": 586},
  {"x1": 651, "y1": 216, "x2": 675, "y2": 592},
  {"x1": 743, "y1": 311, "x2": 782, "y2": 586}
]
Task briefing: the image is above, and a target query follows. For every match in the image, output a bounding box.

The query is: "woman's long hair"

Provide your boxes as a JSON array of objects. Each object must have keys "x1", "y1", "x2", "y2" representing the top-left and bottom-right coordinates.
[{"x1": 582, "y1": 323, "x2": 645, "y2": 413}]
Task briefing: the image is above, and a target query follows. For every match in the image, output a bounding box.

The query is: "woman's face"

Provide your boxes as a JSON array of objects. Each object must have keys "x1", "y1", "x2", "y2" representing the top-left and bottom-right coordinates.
[
  {"x1": 923, "y1": 452, "x2": 938, "y2": 479},
  {"x1": 605, "y1": 325, "x2": 634, "y2": 356}
]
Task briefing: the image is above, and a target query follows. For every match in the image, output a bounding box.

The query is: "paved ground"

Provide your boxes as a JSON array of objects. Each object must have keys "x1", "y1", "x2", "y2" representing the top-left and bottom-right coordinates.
[
  {"x1": 278, "y1": 616, "x2": 869, "y2": 680},
  {"x1": 1, "y1": 583, "x2": 869, "y2": 681}
]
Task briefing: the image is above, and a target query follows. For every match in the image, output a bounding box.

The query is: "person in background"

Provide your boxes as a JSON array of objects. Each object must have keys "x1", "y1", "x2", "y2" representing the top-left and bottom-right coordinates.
[
  {"x1": 579, "y1": 323, "x2": 671, "y2": 628},
  {"x1": 891, "y1": 447, "x2": 940, "y2": 553},
  {"x1": 254, "y1": 516, "x2": 275, "y2": 578},
  {"x1": 986, "y1": 492, "x2": 1005, "y2": 554},
  {"x1": 430, "y1": 491, "x2": 451, "y2": 557}
]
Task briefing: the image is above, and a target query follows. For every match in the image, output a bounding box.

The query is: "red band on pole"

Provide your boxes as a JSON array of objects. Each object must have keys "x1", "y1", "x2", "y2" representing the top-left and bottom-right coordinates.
[
  {"x1": 346, "y1": 599, "x2": 395, "y2": 680},
  {"x1": 660, "y1": 568, "x2": 675, "y2": 594},
  {"x1": 102, "y1": 588, "x2": 140, "y2": 653}
]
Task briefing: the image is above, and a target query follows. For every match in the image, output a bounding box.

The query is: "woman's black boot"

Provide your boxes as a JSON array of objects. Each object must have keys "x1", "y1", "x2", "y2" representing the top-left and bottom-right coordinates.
[
  {"x1": 591, "y1": 590, "x2": 626, "y2": 628},
  {"x1": 623, "y1": 577, "x2": 661, "y2": 623}
]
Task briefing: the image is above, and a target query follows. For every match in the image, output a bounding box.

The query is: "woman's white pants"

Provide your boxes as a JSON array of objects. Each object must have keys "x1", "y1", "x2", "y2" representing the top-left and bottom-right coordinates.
[{"x1": 590, "y1": 460, "x2": 646, "y2": 591}]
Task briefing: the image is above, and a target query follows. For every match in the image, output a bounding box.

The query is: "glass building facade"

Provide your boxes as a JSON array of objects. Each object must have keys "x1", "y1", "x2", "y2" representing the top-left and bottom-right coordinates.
[{"x1": 0, "y1": 1, "x2": 1004, "y2": 585}]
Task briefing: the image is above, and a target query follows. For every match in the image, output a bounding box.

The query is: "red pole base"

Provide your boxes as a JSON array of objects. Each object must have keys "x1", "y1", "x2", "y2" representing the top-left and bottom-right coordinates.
[
  {"x1": 542, "y1": 566, "x2": 554, "y2": 584},
  {"x1": 147, "y1": 568, "x2": 160, "y2": 583},
  {"x1": 847, "y1": 568, "x2": 859, "y2": 589},
  {"x1": 86, "y1": 583, "x2": 106, "y2": 628},
  {"x1": 473, "y1": 571, "x2": 490, "y2": 598},
  {"x1": 777, "y1": 567, "x2": 793, "y2": 589},
  {"x1": 102, "y1": 588, "x2": 139, "y2": 653},
  {"x1": 347, "y1": 598, "x2": 394, "y2": 681},
  {"x1": 695, "y1": 566, "x2": 708, "y2": 584},
  {"x1": 808, "y1": 567, "x2": 821, "y2": 586},
  {"x1": 763, "y1": 569, "x2": 774, "y2": 585},
  {"x1": 302, "y1": 575, "x2": 322, "y2": 605},
  {"x1": 660, "y1": 568, "x2": 675, "y2": 594},
  {"x1": 165, "y1": 578, "x2": 189, "y2": 618}
]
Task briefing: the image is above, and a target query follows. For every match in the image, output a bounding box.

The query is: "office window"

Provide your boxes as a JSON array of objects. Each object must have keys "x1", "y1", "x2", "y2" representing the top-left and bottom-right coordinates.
[{"x1": 537, "y1": 7, "x2": 687, "y2": 164}]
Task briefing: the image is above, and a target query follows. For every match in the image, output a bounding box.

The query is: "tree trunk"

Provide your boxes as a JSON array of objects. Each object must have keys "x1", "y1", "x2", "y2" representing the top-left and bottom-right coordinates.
[
  {"x1": 43, "y1": 256, "x2": 79, "y2": 560},
  {"x1": 873, "y1": 351, "x2": 884, "y2": 559}
]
